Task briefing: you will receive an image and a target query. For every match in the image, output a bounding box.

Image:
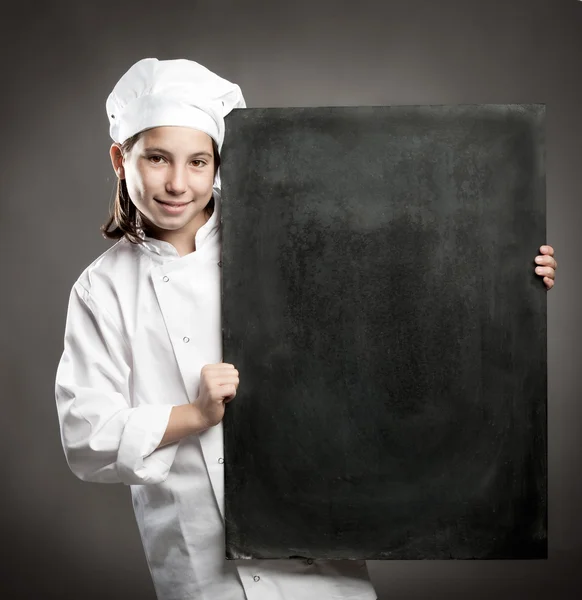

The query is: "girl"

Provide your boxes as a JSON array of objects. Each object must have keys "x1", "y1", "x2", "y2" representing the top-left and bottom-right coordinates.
[{"x1": 55, "y1": 57, "x2": 557, "y2": 600}]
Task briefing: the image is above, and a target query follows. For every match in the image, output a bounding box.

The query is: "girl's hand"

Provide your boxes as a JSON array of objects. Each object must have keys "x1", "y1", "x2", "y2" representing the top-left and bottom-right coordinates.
[
  {"x1": 535, "y1": 245, "x2": 557, "y2": 290},
  {"x1": 192, "y1": 363, "x2": 239, "y2": 429}
]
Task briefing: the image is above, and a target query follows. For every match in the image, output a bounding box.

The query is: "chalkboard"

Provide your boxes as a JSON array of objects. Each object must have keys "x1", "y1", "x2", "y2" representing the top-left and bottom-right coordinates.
[{"x1": 220, "y1": 105, "x2": 547, "y2": 560}]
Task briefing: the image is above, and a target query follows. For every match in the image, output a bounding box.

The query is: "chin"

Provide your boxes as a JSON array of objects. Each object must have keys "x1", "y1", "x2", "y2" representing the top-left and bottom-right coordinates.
[{"x1": 152, "y1": 218, "x2": 192, "y2": 231}]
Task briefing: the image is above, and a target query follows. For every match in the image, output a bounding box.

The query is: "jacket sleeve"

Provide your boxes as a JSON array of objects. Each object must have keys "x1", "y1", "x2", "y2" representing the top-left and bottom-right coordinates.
[{"x1": 55, "y1": 281, "x2": 177, "y2": 485}]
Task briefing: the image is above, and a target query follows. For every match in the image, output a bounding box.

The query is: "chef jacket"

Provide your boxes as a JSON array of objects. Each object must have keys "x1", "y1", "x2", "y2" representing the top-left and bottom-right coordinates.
[{"x1": 55, "y1": 195, "x2": 377, "y2": 600}]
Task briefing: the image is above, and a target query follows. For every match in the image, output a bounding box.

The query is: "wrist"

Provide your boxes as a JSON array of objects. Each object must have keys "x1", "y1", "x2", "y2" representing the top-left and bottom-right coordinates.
[
  {"x1": 189, "y1": 401, "x2": 211, "y2": 434},
  {"x1": 157, "y1": 402, "x2": 210, "y2": 450}
]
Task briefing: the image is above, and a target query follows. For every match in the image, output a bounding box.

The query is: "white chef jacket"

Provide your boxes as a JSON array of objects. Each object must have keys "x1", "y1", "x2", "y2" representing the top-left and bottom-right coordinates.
[{"x1": 55, "y1": 194, "x2": 377, "y2": 600}]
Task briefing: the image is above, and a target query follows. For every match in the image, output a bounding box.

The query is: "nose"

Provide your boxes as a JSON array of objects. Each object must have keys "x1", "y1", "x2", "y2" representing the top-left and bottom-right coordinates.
[{"x1": 165, "y1": 165, "x2": 188, "y2": 195}]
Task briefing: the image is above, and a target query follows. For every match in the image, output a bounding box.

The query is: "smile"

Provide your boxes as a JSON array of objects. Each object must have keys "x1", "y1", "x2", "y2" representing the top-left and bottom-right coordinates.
[{"x1": 155, "y1": 199, "x2": 192, "y2": 213}]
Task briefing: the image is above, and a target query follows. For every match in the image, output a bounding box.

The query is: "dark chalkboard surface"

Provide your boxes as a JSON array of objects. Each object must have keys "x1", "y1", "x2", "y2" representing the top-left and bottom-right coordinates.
[{"x1": 220, "y1": 105, "x2": 546, "y2": 560}]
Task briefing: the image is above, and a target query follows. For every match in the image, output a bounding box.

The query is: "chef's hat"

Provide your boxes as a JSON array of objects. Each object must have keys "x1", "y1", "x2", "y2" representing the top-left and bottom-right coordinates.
[{"x1": 106, "y1": 57, "x2": 246, "y2": 150}]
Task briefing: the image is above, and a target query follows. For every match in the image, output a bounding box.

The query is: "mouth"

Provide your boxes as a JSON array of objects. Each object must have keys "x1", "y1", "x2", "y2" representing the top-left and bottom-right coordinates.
[
  {"x1": 155, "y1": 199, "x2": 193, "y2": 214},
  {"x1": 155, "y1": 199, "x2": 192, "y2": 207}
]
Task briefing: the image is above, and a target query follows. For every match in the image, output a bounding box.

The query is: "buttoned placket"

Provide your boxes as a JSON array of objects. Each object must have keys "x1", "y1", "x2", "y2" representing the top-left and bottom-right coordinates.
[
  {"x1": 156, "y1": 269, "x2": 194, "y2": 372},
  {"x1": 151, "y1": 260, "x2": 201, "y2": 409}
]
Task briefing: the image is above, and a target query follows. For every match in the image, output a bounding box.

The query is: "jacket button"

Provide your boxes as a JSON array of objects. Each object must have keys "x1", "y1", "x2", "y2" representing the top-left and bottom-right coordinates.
[
  {"x1": 253, "y1": 576, "x2": 260, "y2": 582},
  {"x1": 163, "y1": 276, "x2": 169, "y2": 282},
  {"x1": 218, "y1": 261, "x2": 222, "y2": 267},
  {"x1": 307, "y1": 559, "x2": 314, "y2": 565},
  {"x1": 218, "y1": 458, "x2": 224, "y2": 464},
  {"x1": 183, "y1": 337, "x2": 190, "y2": 343}
]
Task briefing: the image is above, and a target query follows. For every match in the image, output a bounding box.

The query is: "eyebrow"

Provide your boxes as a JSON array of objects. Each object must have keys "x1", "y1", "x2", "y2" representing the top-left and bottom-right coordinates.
[{"x1": 143, "y1": 147, "x2": 213, "y2": 159}]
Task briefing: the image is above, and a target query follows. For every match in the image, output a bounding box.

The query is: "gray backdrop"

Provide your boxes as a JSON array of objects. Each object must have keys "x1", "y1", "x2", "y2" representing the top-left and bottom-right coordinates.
[{"x1": 0, "y1": 0, "x2": 579, "y2": 598}]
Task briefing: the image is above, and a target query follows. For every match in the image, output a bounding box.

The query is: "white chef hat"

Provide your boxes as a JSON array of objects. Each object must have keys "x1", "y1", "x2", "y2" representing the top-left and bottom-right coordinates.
[{"x1": 106, "y1": 57, "x2": 246, "y2": 151}]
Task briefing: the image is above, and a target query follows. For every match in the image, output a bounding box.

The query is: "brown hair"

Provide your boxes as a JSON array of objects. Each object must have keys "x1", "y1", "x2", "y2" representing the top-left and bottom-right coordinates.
[{"x1": 101, "y1": 131, "x2": 221, "y2": 244}]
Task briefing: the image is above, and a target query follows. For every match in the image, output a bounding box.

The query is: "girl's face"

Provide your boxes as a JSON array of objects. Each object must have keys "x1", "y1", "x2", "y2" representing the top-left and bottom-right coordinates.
[{"x1": 116, "y1": 126, "x2": 216, "y2": 244}]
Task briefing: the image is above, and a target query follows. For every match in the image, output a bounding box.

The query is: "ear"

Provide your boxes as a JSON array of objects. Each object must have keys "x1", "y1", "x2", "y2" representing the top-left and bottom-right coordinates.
[{"x1": 109, "y1": 143, "x2": 125, "y2": 179}]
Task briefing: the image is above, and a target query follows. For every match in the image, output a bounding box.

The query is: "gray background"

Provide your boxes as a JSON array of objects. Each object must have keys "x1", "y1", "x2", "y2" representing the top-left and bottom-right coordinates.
[{"x1": 0, "y1": 0, "x2": 579, "y2": 598}]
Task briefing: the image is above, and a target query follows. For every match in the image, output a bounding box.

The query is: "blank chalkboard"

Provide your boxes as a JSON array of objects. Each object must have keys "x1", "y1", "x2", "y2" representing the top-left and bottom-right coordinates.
[{"x1": 220, "y1": 105, "x2": 546, "y2": 560}]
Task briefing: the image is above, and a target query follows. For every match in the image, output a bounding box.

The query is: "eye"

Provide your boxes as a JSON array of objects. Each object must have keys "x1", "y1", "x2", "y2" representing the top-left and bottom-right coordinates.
[
  {"x1": 148, "y1": 155, "x2": 165, "y2": 164},
  {"x1": 191, "y1": 159, "x2": 206, "y2": 167}
]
